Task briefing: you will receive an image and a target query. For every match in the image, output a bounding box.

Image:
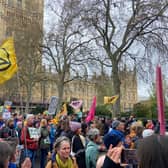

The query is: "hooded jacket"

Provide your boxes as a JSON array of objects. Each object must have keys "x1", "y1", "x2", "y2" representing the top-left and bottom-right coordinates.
[{"x1": 85, "y1": 141, "x2": 99, "y2": 168}]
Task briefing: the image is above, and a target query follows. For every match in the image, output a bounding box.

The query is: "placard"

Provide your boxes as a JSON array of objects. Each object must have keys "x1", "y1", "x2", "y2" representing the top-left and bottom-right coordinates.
[
  {"x1": 48, "y1": 96, "x2": 59, "y2": 115},
  {"x1": 28, "y1": 127, "x2": 40, "y2": 139}
]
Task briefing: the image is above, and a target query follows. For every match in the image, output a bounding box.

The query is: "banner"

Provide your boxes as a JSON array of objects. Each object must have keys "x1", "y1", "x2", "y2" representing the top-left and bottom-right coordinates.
[
  {"x1": 0, "y1": 38, "x2": 18, "y2": 84},
  {"x1": 104, "y1": 95, "x2": 119, "y2": 105},
  {"x1": 69, "y1": 100, "x2": 83, "y2": 109},
  {"x1": 59, "y1": 103, "x2": 67, "y2": 116},
  {"x1": 85, "y1": 96, "x2": 96, "y2": 123},
  {"x1": 54, "y1": 103, "x2": 67, "y2": 124},
  {"x1": 48, "y1": 96, "x2": 59, "y2": 115}
]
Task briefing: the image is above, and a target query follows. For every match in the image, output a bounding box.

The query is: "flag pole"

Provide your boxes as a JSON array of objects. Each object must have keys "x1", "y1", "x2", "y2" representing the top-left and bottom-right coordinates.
[
  {"x1": 17, "y1": 71, "x2": 24, "y2": 114},
  {"x1": 156, "y1": 66, "x2": 165, "y2": 135}
]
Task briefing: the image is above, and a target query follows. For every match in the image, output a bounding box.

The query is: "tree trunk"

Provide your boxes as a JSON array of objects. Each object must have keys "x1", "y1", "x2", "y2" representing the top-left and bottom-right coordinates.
[
  {"x1": 112, "y1": 62, "x2": 121, "y2": 117},
  {"x1": 25, "y1": 85, "x2": 32, "y2": 114},
  {"x1": 57, "y1": 81, "x2": 64, "y2": 113}
]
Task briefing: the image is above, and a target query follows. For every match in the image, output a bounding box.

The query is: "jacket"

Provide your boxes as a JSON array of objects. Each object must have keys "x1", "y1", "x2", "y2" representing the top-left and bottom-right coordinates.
[
  {"x1": 45, "y1": 152, "x2": 78, "y2": 168},
  {"x1": 102, "y1": 156, "x2": 123, "y2": 168},
  {"x1": 85, "y1": 141, "x2": 99, "y2": 168},
  {"x1": 21, "y1": 126, "x2": 38, "y2": 150}
]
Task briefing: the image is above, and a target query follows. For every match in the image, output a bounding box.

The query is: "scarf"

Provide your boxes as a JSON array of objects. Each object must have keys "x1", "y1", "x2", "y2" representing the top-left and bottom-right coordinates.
[{"x1": 56, "y1": 154, "x2": 73, "y2": 168}]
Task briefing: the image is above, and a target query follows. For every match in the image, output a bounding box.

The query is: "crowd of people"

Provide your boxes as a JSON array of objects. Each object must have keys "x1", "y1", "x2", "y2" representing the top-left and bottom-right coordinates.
[{"x1": 0, "y1": 112, "x2": 167, "y2": 168}]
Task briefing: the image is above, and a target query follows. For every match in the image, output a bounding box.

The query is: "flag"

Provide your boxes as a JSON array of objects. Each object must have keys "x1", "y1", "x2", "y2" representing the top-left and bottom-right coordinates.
[
  {"x1": 104, "y1": 95, "x2": 119, "y2": 105},
  {"x1": 85, "y1": 96, "x2": 96, "y2": 123},
  {"x1": 0, "y1": 38, "x2": 18, "y2": 84},
  {"x1": 54, "y1": 103, "x2": 67, "y2": 124},
  {"x1": 59, "y1": 103, "x2": 67, "y2": 116},
  {"x1": 69, "y1": 100, "x2": 83, "y2": 109}
]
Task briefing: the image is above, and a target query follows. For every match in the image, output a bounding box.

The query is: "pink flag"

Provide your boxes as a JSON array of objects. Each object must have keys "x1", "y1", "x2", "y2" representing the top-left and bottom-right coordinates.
[
  {"x1": 85, "y1": 96, "x2": 96, "y2": 123},
  {"x1": 69, "y1": 100, "x2": 83, "y2": 109},
  {"x1": 156, "y1": 66, "x2": 165, "y2": 135}
]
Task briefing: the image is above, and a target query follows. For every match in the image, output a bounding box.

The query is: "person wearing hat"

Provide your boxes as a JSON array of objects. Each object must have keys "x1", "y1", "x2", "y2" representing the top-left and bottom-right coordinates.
[
  {"x1": 103, "y1": 120, "x2": 125, "y2": 149},
  {"x1": 142, "y1": 129, "x2": 154, "y2": 138},
  {"x1": 85, "y1": 128, "x2": 101, "y2": 168},
  {"x1": 71, "y1": 122, "x2": 86, "y2": 168}
]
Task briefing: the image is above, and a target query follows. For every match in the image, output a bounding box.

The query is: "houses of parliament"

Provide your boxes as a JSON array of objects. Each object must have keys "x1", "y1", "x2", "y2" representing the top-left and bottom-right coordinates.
[{"x1": 0, "y1": 0, "x2": 137, "y2": 113}]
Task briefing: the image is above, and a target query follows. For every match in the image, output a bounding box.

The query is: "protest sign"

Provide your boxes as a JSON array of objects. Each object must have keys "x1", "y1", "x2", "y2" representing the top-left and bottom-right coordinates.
[
  {"x1": 2, "y1": 111, "x2": 11, "y2": 119},
  {"x1": 28, "y1": 127, "x2": 40, "y2": 139},
  {"x1": 48, "y1": 96, "x2": 59, "y2": 115}
]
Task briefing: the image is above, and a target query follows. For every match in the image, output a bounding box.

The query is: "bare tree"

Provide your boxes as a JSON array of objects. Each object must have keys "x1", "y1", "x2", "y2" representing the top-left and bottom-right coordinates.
[
  {"x1": 14, "y1": 20, "x2": 45, "y2": 113},
  {"x1": 42, "y1": 0, "x2": 94, "y2": 110},
  {"x1": 80, "y1": 0, "x2": 168, "y2": 116}
]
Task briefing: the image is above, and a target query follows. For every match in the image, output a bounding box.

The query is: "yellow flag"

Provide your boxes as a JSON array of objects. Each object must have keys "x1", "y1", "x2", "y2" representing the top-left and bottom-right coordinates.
[
  {"x1": 0, "y1": 38, "x2": 18, "y2": 84},
  {"x1": 54, "y1": 103, "x2": 67, "y2": 124},
  {"x1": 104, "y1": 95, "x2": 119, "y2": 104}
]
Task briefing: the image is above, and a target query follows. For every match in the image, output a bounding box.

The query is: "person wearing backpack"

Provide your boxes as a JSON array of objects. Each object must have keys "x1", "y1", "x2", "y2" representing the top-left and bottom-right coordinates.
[{"x1": 39, "y1": 119, "x2": 50, "y2": 168}]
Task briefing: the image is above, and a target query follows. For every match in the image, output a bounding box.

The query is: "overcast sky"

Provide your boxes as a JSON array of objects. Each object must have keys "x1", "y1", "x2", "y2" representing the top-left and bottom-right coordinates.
[{"x1": 43, "y1": 1, "x2": 162, "y2": 101}]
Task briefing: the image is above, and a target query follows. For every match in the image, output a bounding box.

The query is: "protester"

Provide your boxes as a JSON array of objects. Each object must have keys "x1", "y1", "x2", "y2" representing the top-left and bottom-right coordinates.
[
  {"x1": 145, "y1": 120, "x2": 154, "y2": 130},
  {"x1": 85, "y1": 128, "x2": 101, "y2": 168},
  {"x1": 60, "y1": 118, "x2": 74, "y2": 140},
  {"x1": 102, "y1": 135, "x2": 168, "y2": 168},
  {"x1": 0, "y1": 141, "x2": 11, "y2": 168},
  {"x1": 81, "y1": 122, "x2": 88, "y2": 137},
  {"x1": 16, "y1": 121, "x2": 23, "y2": 144},
  {"x1": 39, "y1": 119, "x2": 50, "y2": 168},
  {"x1": 103, "y1": 120, "x2": 125, "y2": 149},
  {"x1": 71, "y1": 122, "x2": 86, "y2": 168},
  {"x1": 21, "y1": 114, "x2": 39, "y2": 168},
  {"x1": 45, "y1": 136, "x2": 78, "y2": 168},
  {"x1": 6, "y1": 138, "x2": 19, "y2": 168},
  {"x1": 124, "y1": 135, "x2": 134, "y2": 149},
  {"x1": 0, "y1": 118, "x2": 18, "y2": 139},
  {"x1": 48, "y1": 120, "x2": 56, "y2": 152},
  {"x1": 129, "y1": 122, "x2": 144, "y2": 149},
  {"x1": 142, "y1": 129, "x2": 154, "y2": 138}
]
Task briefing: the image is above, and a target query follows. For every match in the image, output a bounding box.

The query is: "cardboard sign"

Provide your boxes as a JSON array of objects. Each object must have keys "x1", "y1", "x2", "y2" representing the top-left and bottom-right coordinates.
[
  {"x1": 2, "y1": 111, "x2": 11, "y2": 119},
  {"x1": 48, "y1": 96, "x2": 59, "y2": 115},
  {"x1": 28, "y1": 127, "x2": 40, "y2": 139}
]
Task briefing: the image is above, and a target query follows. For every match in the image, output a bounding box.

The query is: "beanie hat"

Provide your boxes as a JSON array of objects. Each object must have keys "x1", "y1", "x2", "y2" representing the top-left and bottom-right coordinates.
[
  {"x1": 16, "y1": 121, "x2": 22, "y2": 126},
  {"x1": 112, "y1": 120, "x2": 120, "y2": 129},
  {"x1": 26, "y1": 114, "x2": 34, "y2": 120},
  {"x1": 87, "y1": 128, "x2": 100, "y2": 136},
  {"x1": 142, "y1": 129, "x2": 154, "y2": 138},
  {"x1": 103, "y1": 132, "x2": 122, "y2": 149},
  {"x1": 69, "y1": 121, "x2": 81, "y2": 132}
]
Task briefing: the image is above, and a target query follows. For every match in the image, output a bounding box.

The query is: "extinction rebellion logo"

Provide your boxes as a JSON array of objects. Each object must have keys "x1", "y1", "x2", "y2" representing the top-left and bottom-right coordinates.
[{"x1": 0, "y1": 48, "x2": 11, "y2": 71}]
